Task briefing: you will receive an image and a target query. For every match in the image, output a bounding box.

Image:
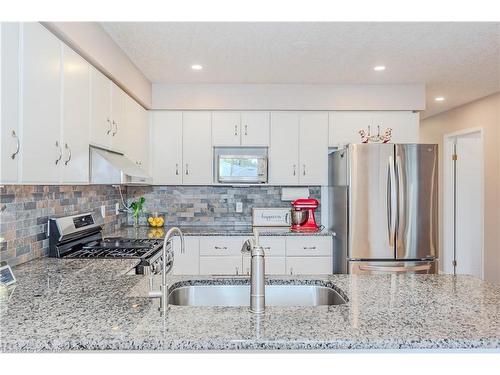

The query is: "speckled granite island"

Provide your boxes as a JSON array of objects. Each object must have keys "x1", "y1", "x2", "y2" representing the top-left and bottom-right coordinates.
[{"x1": 1, "y1": 258, "x2": 499, "y2": 352}]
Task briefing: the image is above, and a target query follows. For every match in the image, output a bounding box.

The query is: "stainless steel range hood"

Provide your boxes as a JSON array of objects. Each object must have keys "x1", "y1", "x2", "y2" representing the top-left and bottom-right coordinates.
[{"x1": 90, "y1": 146, "x2": 152, "y2": 185}]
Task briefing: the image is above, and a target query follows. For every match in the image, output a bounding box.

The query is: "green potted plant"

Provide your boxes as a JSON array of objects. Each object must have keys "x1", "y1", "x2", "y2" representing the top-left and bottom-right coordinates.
[{"x1": 129, "y1": 197, "x2": 146, "y2": 227}]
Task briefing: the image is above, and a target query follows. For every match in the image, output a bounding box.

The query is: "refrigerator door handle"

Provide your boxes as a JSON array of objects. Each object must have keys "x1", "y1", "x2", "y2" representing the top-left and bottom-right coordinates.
[
  {"x1": 388, "y1": 156, "x2": 397, "y2": 247},
  {"x1": 358, "y1": 264, "x2": 432, "y2": 273},
  {"x1": 395, "y1": 154, "x2": 405, "y2": 252}
]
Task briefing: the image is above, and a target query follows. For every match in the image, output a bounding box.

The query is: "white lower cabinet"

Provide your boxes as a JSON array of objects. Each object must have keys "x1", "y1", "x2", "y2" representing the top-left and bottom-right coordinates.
[
  {"x1": 200, "y1": 256, "x2": 242, "y2": 275},
  {"x1": 286, "y1": 257, "x2": 333, "y2": 275},
  {"x1": 199, "y1": 236, "x2": 245, "y2": 256},
  {"x1": 242, "y1": 256, "x2": 286, "y2": 275},
  {"x1": 285, "y1": 237, "x2": 332, "y2": 256},
  {"x1": 172, "y1": 237, "x2": 200, "y2": 275}
]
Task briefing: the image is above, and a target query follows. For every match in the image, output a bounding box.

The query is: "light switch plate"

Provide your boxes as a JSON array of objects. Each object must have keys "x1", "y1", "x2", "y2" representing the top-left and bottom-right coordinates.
[
  {"x1": 236, "y1": 202, "x2": 243, "y2": 213},
  {"x1": 115, "y1": 203, "x2": 120, "y2": 215},
  {"x1": 101, "y1": 205, "x2": 106, "y2": 218}
]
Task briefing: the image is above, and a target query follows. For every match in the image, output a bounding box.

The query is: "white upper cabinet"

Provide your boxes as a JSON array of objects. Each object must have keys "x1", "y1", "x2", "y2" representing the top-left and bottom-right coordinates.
[
  {"x1": 212, "y1": 111, "x2": 269, "y2": 147},
  {"x1": 21, "y1": 23, "x2": 62, "y2": 184},
  {"x1": 110, "y1": 83, "x2": 128, "y2": 152},
  {"x1": 240, "y1": 112, "x2": 269, "y2": 146},
  {"x1": 212, "y1": 112, "x2": 241, "y2": 146},
  {"x1": 61, "y1": 45, "x2": 90, "y2": 184},
  {"x1": 89, "y1": 67, "x2": 112, "y2": 148},
  {"x1": 128, "y1": 101, "x2": 149, "y2": 171},
  {"x1": 151, "y1": 111, "x2": 183, "y2": 184},
  {"x1": 1, "y1": 23, "x2": 20, "y2": 183},
  {"x1": 298, "y1": 112, "x2": 328, "y2": 185},
  {"x1": 269, "y1": 112, "x2": 328, "y2": 185},
  {"x1": 269, "y1": 112, "x2": 300, "y2": 184},
  {"x1": 329, "y1": 111, "x2": 419, "y2": 147},
  {"x1": 182, "y1": 112, "x2": 212, "y2": 185}
]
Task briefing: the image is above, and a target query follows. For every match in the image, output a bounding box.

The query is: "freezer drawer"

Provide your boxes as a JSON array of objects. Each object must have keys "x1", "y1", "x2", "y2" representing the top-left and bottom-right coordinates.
[{"x1": 349, "y1": 260, "x2": 437, "y2": 275}]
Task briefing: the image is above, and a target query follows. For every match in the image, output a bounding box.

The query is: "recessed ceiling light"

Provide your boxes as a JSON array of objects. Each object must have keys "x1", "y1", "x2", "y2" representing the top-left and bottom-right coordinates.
[
  {"x1": 191, "y1": 64, "x2": 203, "y2": 71},
  {"x1": 435, "y1": 96, "x2": 445, "y2": 102},
  {"x1": 373, "y1": 65, "x2": 386, "y2": 71}
]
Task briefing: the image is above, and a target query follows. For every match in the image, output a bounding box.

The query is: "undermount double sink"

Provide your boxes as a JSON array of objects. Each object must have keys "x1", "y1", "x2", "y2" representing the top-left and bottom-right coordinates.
[{"x1": 168, "y1": 283, "x2": 347, "y2": 307}]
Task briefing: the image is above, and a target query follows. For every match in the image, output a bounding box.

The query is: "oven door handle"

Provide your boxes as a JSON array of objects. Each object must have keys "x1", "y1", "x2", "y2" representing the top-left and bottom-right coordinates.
[{"x1": 358, "y1": 264, "x2": 432, "y2": 273}]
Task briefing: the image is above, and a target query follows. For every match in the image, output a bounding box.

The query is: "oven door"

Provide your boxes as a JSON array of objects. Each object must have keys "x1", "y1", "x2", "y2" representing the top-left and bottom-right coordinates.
[
  {"x1": 218, "y1": 155, "x2": 268, "y2": 183},
  {"x1": 349, "y1": 260, "x2": 437, "y2": 275}
]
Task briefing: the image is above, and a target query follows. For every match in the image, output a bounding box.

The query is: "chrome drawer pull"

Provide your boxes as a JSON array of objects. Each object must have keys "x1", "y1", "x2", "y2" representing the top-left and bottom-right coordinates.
[
  {"x1": 214, "y1": 246, "x2": 228, "y2": 250},
  {"x1": 302, "y1": 246, "x2": 317, "y2": 250},
  {"x1": 11, "y1": 130, "x2": 20, "y2": 159}
]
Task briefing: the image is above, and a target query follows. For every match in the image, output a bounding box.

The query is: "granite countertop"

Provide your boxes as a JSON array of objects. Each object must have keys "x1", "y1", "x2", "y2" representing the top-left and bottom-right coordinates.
[
  {"x1": 112, "y1": 225, "x2": 334, "y2": 239},
  {"x1": 1, "y1": 258, "x2": 500, "y2": 352}
]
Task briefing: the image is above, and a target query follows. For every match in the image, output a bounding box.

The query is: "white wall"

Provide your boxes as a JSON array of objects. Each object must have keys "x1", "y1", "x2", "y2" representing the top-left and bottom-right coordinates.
[
  {"x1": 420, "y1": 92, "x2": 500, "y2": 284},
  {"x1": 43, "y1": 22, "x2": 152, "y2": 108},
  {"x1": 152, "y1": 83, "x2": 425, "y2": 111}
]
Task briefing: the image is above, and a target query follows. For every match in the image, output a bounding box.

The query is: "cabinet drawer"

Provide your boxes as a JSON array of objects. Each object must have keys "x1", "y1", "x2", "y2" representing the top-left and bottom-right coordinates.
[
  {"x1": 242, "y1": 256, "x2": 286, "y2": 275},
  {"x1": 199, "y1": 236, "x2": 246, "y2": 256},
  {"x1": 240, "y1": 236, "x2": 286, "y2": 257},
  {"x1": 199, "y1": 256, "x2": 242, "y2": 275},
  {"x1": 285, "y1": 237, "x2": 332, "y2": 256},
  {"x1": 286, "y1": 257, "x2": 332, "y2": 275}
]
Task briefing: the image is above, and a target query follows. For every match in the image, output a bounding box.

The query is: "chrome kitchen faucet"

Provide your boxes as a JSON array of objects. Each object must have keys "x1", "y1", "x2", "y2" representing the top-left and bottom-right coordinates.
[
  {"x1": 148, "y1": 227, "x2": 185, "y2": 314},
  {"x1": 241, "y1": 229, "x2": 266, "y2": 314}
]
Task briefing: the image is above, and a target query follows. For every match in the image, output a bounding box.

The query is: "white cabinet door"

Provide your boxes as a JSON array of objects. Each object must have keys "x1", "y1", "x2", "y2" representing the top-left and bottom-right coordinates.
[
  {"x1": 241, "y1": 112, "x2": 269, "y2": 146},
  {"x1": 110, "y1": 83, "x2": 127, "y2": 152},
  {"x1": 286, "y1": 257, "x2": 332, "y2": 275},
  {"x1": 172, "y1": 236, "x2": 200, "y2": 275},
  {"x1": 151, "y1": 111, "x2": 183, "y2": 184},
  {"x1": 200, "y1": 256, "x2": 242, "y2": 275},
  {"x1": 89, "y1": 67, "x2": 112, "y2": 148},
  {"x1": 21, "y1": 23, "x2": 62, "y2": 184},
  {"x1": 199, "y1": 236, "x2": 245, "y2": 256},
  {"x1": 183, "y1": 111, "x2": 212, "y2": 184},
  {"x1": 371, "y1": 111, "x2": 419, "y2": 143},
  {"x1": 328, "y1": 111, "x2": 371, "y2": 147},
  {"x1": 136, "y1": 105, "x2": 149, "y2": 171},
  {"x1": 61, "y1": 45, "x2": 90, "y2": 184},
  {"x1": 329, "y1": 111, "x2": 419, "y2": 146},
  {"x1": 212, "y1": 112, "x2": 240, "y2": 146},
  {"x1": 242, "y1": 256, "x2": 286, "y2": 275},
  {"x1": 285, "y1": 236, "x2": 332, "y2": 256},
  {"x1": 269, "y1": 112, "x2": 299, "y2": 184},
  {"x1": 298, "y1": 112, "x2": 328, "y2": 185},
  {"x1": 1, "y1": 23, "x2": 20, "y2": 183}
]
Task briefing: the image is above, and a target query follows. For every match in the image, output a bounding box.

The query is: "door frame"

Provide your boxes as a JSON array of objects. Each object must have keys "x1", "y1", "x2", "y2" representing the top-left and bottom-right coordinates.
[{"x1": 442, "y1": 127, "x2": 484, "y2": 278}]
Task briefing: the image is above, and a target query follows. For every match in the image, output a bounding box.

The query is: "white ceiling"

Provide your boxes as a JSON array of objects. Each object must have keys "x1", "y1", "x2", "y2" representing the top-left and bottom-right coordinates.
[{"x1": 101, "y1": 22, "x2": 500, "y2": 118}]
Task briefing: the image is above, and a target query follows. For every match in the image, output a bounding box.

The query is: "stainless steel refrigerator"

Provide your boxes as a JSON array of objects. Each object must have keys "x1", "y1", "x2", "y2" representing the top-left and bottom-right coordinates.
[{"x1": 329, "y1": 143, "x2": 438, "y2": 274}]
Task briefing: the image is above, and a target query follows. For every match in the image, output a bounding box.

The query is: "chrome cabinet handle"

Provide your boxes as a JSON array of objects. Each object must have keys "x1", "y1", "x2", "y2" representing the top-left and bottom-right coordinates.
[
  {"x1": 112, "y1": 120, "x2": 117, "y2": 136},
  {"x1": 234, "y1": 125, "x2": 238, "y2": 136},
  {"x1": 235, "y1": 267, "x2": 239, "y2": 275},
  {"x1": 302, "y1": 246, "x2": 317, "y2": 250},
  {"x1": 185, "y1": 163, "x2": 189, "y2": 175},
  {"x1": 303, "y1": 164, "x2": 306, "y2": 176},
  {"x1": 55, "y1": 141, "x2": 62, "y2": 165},
  {"x1": 244, "y1": 125, "x2": 248, "y2": 135},
  {"x1": 106, "y1": 118, "x2": 112, "y2": 135},
  {"x1": 290, "y1": 267, "x2": 294, "y2": 275},
  {"x1": 246, "y1": 268, "x2": 250, "y2": 275},
  {"x1": 175, "y1": 163, "x2": 179, "y2": 175},
  {"x1": 214, "y1": 246, "x2": 228, "y2": 250},
  {"x1": 293, "y1": 164, "x2": 296, "y2": 176},
  {"x1": 64, "y1": 143, "x2": 72, "y2": 166},
  {"x1": 263, "y1": 246, "x2": 271, "y2": 250},
  {"x1": 10, "y1": 130, "x2": 20, "y2": 160}
]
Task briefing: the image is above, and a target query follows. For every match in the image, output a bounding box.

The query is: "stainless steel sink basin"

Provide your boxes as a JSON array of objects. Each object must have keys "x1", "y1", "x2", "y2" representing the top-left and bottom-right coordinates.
[{"x1": 168, "y1": 284, "x2": 346, "y2": 307}]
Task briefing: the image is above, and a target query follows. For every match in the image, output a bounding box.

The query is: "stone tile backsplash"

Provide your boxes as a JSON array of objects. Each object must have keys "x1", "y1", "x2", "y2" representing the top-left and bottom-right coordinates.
[
  {"x1": 1, "y1": 184, "x2": 320, "y2": 266},
  {"x1": 126, "y1": 185, "x2": 321, "y2": 227},
  {"x1": 0, "y1": 185, "x2": 127, "y2": 266}
]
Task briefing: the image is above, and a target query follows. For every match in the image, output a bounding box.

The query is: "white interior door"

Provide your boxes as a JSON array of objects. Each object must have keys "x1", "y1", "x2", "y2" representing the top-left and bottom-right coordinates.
[{"x1": 444, "y1": 130, "x2": 483, "y2": 278}]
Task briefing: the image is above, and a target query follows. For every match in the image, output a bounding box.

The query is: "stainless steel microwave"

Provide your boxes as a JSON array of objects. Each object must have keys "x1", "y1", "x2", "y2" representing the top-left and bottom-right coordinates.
[{"x1": 217, "y1": 155, "x2": 268, "y2": 183}]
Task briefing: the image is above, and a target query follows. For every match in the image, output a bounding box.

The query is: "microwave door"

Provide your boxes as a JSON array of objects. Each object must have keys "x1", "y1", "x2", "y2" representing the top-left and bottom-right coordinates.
[{"x1": 348, "y1": 144, "x2": 396, "y2": 260}]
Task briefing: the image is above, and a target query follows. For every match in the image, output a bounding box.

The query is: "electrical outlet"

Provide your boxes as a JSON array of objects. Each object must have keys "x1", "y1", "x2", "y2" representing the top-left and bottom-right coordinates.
[
  {"x1": 115, "y1": 203, "x2": 120, "y2": 215},
  {"x1": 101, "y1": 205, "x2": 106, "y2": 218},
  {"x1": 236, "y1": 202, "x2": 243, "y2": 213}
]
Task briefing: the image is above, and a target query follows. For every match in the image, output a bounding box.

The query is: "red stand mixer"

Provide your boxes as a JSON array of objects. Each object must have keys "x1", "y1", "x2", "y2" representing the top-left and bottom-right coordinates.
[{"x1": 290, "y1": 198, "x2": 320, "y2": 232}]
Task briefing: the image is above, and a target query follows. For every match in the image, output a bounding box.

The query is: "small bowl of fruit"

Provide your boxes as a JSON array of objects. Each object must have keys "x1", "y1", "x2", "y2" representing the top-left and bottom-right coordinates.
[{"x1": 147, "y1": 212, "x2": 165, "y2": 227}]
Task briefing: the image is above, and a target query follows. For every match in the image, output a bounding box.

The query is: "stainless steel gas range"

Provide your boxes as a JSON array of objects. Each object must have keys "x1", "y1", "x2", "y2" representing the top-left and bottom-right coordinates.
[{"x1": 48, "y1": 212, "x2": 165, "y2": 275}]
